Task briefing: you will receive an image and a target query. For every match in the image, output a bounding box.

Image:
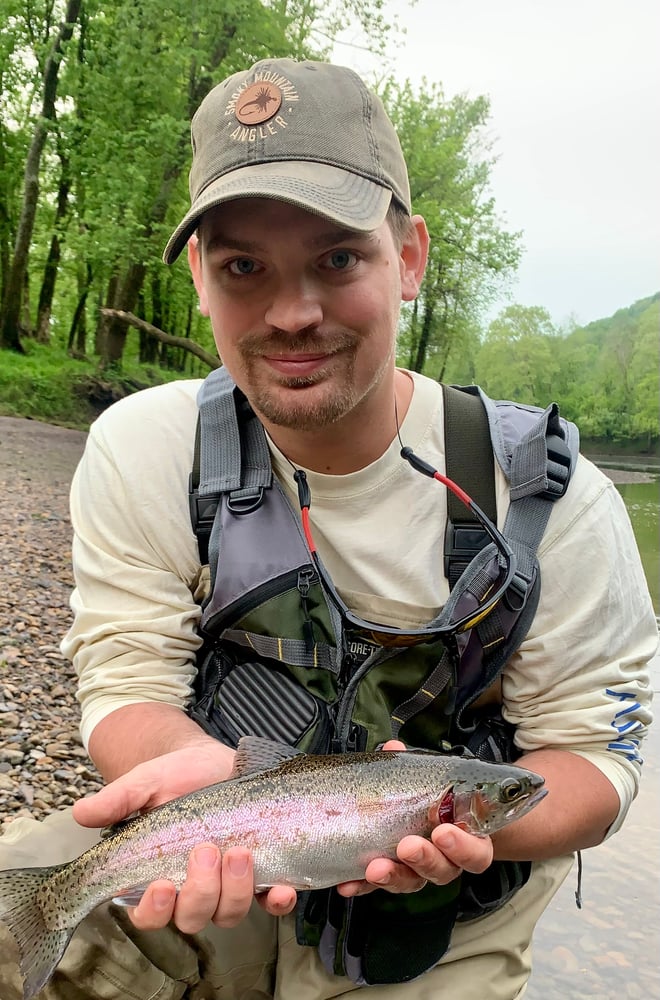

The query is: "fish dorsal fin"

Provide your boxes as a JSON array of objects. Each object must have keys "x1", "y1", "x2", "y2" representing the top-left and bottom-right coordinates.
[{"x1": 230, "y1": 736, "x2": 304, "y2": 778}]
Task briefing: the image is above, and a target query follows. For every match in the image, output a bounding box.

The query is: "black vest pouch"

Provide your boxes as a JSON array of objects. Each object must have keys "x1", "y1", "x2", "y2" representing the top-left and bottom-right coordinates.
[
  {"x1": 457, "y1": 860, "x2": 531, "y2": 922},
  {"x1": 187, "y1": 643, "x2": 332, "y2": 753},
  {"x1": 298, "y1": 881, "x2": 461, "y2": 985}
]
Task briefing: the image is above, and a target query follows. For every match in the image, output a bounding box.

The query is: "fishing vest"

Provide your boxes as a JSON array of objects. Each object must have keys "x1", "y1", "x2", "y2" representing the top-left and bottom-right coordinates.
[{"x1": 186, "y1": 366, "x2": 578, "y2": 986}]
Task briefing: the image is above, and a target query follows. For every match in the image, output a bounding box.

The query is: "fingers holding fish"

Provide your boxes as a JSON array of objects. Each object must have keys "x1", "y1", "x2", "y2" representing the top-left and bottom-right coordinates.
[
  {"x1": 355, "y1": 827, "x2": 492, "y2": 894},
  {"x1": 172, "y1": 843, "x2": 227, "y2": 934},
  {"x1": 126, "y1": 844, "x2": 297, "y2": 936},
  {"x1": 128, "y1": 878, "x2": 179, "y2": 930},
  {"x1": 256, "y1": 883, "x2": 299, "y2": 915}
]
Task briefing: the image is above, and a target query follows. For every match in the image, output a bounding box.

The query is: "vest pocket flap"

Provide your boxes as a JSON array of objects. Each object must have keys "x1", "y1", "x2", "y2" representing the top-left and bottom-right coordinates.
[{"x1": 189, "y1": 655, "x2": 332, "y2": 753}]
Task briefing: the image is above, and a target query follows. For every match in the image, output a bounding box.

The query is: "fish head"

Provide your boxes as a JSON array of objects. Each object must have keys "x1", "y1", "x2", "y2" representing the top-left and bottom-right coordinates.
[{"x1": 431, "y1": 765, "x2": 547, "y2": 837}]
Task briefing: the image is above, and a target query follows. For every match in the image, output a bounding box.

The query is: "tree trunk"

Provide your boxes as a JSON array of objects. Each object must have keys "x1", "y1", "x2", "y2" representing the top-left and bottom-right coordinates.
[
  {"x1": 36, "y1": 163, "x2": 71, "y2": 342},
  {"x1": 412, "y1": 297, "x2": 435, "y2": 374},
  {"x1": 67, "y1": 263, "x2": 93, "y2": 355},
  {"x1": 0, "y1": 0, "x2": 82, "y2": 352},
  {"x1": 0, "y1": 113, "x2": 10, "y2": 314}
]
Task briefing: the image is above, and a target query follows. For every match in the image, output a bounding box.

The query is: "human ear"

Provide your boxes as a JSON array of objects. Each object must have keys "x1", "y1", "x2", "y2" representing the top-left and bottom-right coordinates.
[
  {"x1": 187, "y1": 235, "x2": 210, "y2": 317},
  {"x1": 400, "y1": 215, "x2": 429, "y2": 302}
]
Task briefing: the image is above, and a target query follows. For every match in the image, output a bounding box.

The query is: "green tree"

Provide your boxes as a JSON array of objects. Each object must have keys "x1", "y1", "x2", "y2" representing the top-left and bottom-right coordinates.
[
  {"x1": 382, "y1": 78, "x2": 521, "y2": 378},
  {"x1": 0, "y1": 0, "x2": 397, "y2": 364},
  {"x1": 474, "y1": 305, "x2": 561, "y2": 404},
  {"x1": 0, "y1": 0, "x2": 82, "y2": 352}
]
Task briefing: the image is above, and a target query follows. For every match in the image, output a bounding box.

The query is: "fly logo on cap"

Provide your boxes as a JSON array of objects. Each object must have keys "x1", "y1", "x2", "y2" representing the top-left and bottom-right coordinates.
[{"x1": 235, "y1": 83, "x2": 282, "y2": 125}]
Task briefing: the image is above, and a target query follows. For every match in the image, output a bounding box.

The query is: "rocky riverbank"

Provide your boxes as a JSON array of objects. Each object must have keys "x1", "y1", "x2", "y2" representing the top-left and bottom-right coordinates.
[{"x1": 0, "y1": 417, "x2": 103, "y2": 830}]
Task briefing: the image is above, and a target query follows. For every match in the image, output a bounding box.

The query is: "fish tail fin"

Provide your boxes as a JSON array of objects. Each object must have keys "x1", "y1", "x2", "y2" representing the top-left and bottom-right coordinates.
[{"x1": 0, "y1": 864, "x2": 73, "y2": 1000}]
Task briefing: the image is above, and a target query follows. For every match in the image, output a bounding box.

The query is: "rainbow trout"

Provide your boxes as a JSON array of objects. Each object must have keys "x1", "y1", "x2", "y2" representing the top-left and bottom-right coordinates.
[{"x1": 0, "y1": 736, "x2": 546, "y2": 999}]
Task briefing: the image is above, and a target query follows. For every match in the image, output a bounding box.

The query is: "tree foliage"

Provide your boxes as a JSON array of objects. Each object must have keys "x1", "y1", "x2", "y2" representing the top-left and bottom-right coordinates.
[
  {"x1": 474, "y1": 295, "x2": 660, "y2": 451},
  {"x1": 383, "y1": 78, "x2": 522, "y2": 379},
  {"x1": 0, "y1": 0, "x2": 398, "y2": 363}
]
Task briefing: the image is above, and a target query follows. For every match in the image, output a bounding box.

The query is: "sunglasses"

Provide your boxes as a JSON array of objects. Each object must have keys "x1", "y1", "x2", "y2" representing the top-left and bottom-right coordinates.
[{"x1": 292, "y1": 446, "x2": 517, "y2": 649}]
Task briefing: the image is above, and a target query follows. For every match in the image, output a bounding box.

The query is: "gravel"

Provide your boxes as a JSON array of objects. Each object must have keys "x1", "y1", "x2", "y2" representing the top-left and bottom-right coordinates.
[{"x1": 0, "y1": 417, "x2": 103, "y2": 830}]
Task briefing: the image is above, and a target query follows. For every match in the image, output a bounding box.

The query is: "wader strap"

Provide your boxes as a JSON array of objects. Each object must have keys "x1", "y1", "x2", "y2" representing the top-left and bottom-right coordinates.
[
  {"x1": 390, "y1": 648, "x2": 453, "y2": 740},
  {"x1": 504, "y1": 402, "x2": 573, "y2": 581},
  {"x1": 442, "y1": 385, "x2": 496, "y2": 587},
  {"x1": 222, "y1": 629, "x2": 338, "y2": 672}
]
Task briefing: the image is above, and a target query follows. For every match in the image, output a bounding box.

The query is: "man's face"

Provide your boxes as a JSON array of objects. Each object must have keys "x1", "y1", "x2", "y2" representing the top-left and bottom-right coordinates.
[{"x1": 188, "y1": 198, "x2": 426, "y2": 433}]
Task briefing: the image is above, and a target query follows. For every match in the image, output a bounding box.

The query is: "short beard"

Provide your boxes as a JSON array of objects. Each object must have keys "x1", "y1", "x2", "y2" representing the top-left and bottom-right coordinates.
[
  {"x1": 248, "y1": 362, "x2": 358, "y2": 430},
  {"x1": 237, "y1": 331, "x2": 359, "y2": 430}
]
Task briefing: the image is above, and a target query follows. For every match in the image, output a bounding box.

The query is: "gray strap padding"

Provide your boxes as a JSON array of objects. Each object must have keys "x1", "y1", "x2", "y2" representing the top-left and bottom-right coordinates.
[
  {"x1": 504, "y1": 402, "x2": 577, "y2": 581},
  {"x1": 197, "y1": 367, "x2": 271, "y2": 496}
]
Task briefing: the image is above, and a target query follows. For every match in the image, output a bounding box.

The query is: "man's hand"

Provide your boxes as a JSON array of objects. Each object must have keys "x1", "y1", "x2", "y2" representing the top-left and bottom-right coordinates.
[
  {"x1": 336, "y1": 739, "x2": 493, "y2": 898},
  {"x1": 72, "y1": 744, "x2": 298, "y2": 931}
]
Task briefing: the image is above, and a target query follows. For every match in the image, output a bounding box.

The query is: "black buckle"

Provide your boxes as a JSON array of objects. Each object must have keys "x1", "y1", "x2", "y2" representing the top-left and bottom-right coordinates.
[
  {"x1": 541, "y1": 433, "x2": 572, "y2": 500},
  {"x1": 444, "y1": 522, "x2": 490, "y2": 578},
  {"x1": 188, "y1": 476, "x2": 220, "y2": 537},
  {"x1": 188, "y1": 476, "x2": 221, "y2": 564}
]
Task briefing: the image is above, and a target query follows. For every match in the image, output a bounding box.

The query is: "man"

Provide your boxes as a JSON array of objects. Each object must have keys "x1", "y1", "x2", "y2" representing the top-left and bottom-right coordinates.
[{"x1": 0, "y1": 58, "x2": 656, "y2": 1000}]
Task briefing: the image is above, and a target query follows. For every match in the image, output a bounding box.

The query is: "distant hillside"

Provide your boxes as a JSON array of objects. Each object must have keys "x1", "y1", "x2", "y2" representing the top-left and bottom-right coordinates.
[
  {"x1": 569, "y1": 291, "x2": 660, "y2": 348},
  {"x1": 472, "y1": 293, "x2": 659, "y2": 454},
  {"x1": 566, "y1": 293, "x2": 659, "y2": 453}
]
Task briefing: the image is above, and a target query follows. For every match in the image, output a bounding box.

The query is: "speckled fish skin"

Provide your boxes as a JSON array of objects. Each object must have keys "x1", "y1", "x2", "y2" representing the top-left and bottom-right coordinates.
[{"x1": 0, "y1": 736, "x2": 546, "y2": 999}]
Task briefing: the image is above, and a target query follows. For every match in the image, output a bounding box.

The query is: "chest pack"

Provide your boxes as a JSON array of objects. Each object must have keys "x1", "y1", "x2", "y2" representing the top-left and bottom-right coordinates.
[{"x1": 186, "y1": 366, "x2": 578, "y2": 985}]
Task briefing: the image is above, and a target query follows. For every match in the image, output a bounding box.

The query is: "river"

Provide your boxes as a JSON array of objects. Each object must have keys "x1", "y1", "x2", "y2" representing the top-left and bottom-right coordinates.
[
  {"x1": 615, "y1": 479, "x2": 659, "y2": 613},
  {"x1": 526, "y1": 471, "x2": 659, "y2": 999}
]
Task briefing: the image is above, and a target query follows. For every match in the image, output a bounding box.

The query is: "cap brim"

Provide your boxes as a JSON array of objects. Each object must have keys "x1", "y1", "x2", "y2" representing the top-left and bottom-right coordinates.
[{"x1": 163, "y1": 161, "x2": 392, "y2": 264}]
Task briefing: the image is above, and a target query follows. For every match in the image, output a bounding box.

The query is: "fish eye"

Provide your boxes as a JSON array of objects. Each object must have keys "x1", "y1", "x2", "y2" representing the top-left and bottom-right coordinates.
[{"x1": 499, "y1": 778, "x2": 523, "y2": 803}]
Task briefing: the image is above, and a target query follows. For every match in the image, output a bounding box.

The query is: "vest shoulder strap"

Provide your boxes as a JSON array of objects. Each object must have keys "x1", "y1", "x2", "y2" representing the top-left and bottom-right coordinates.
[
  {"x1": 442, "y1": 384, "x2": 496, "y2": 587},
  {"x1": 442, "y1": 383, "x2": 578, "y2": 585}
]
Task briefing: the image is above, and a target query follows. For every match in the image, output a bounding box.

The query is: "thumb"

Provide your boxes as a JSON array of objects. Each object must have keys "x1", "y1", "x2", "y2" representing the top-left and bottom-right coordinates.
[{"x1": 72, "y1": 766, "x2": 157, "y2": 829}]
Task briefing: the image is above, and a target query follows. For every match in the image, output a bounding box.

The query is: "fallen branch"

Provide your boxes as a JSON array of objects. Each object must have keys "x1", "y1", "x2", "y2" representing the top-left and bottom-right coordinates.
[{"x1": 101, "y1": 309, "x2": 220, "y2": 370}]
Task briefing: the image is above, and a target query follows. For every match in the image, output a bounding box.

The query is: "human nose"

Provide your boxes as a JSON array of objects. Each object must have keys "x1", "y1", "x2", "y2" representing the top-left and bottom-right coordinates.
[{"x1": 264, "y1": 278, "x2": 323, "y2": 333}]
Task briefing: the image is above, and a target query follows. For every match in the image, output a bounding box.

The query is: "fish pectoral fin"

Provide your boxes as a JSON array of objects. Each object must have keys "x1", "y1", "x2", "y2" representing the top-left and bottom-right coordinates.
[
  {"x1": 101, "y1": 812, "x2": 141, "y2": 840},
  {"x1": 112, "y1": 884, "x2": 166, "y2": 908},
  {"x1": 254, "y1": 876, "x2": 314, "y2": 893},
  {"x1": 230, "y1": 735, "x2": 304, "y2": 779}
]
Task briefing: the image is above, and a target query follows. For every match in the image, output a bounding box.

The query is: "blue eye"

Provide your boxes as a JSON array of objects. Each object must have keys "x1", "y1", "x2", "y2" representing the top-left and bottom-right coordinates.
[
  {"x1": 327, "y1": 250, "x2": 357, "y2": 270},
  {"x1": 228, "y1": 258, "x2": 257, "y2": 275}
]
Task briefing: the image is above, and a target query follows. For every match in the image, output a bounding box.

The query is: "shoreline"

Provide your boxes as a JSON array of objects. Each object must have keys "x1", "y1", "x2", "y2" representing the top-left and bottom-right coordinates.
[{"x1": 600, "y1": 467, "x2": 658, "y2": 485}]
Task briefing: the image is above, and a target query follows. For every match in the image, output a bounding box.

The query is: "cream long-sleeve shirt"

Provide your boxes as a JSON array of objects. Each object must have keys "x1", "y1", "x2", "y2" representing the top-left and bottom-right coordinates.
[{"x1": 62, "y1": 371, "x2": 657, "y2": 838}]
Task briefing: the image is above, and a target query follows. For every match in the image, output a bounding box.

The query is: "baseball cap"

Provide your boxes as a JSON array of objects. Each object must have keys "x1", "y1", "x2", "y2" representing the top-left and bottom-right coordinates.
[{"x1": 163, "y1": 58, "x2": 411, "y2": 264}]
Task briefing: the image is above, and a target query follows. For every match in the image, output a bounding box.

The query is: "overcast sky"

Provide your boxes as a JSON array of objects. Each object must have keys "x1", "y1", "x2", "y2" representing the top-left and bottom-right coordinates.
[{"x1": 333, "y1": 0, "x2": 659, "y2": 327}]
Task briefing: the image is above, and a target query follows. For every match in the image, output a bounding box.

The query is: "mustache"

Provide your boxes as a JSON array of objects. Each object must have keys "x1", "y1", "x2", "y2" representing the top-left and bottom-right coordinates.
[{"x1": 239, "y1": 329, "x2": 357, "y2": 357}]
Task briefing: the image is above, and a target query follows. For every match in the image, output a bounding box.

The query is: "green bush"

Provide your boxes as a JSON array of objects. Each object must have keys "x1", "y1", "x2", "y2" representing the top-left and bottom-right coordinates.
[{"x1": 0, "y1": 342, "x2": 184, "y2": 430}]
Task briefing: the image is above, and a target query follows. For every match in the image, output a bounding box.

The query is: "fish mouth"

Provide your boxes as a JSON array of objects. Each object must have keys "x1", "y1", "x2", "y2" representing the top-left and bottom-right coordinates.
[{"x1": 504, "y1": 786, "x2": 548, "y2": 820}]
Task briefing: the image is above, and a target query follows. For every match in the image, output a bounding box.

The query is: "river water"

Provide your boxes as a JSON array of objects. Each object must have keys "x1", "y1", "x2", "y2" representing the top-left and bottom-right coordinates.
[
  {"x1": 615, "y1": 480, "x2": 659, "y2": 612},
  {"x1": 527, "y1": 475, "x2": 660, "y2": 999}
]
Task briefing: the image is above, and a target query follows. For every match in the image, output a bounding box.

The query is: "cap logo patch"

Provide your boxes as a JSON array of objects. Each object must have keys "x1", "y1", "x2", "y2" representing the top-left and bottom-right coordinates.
[
  {"x1": 225, "y1": 72, "x2": 299, "y2": 143},
  {"x1": 235, "y1": 82, "x2": 282, "y2": 125}
]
